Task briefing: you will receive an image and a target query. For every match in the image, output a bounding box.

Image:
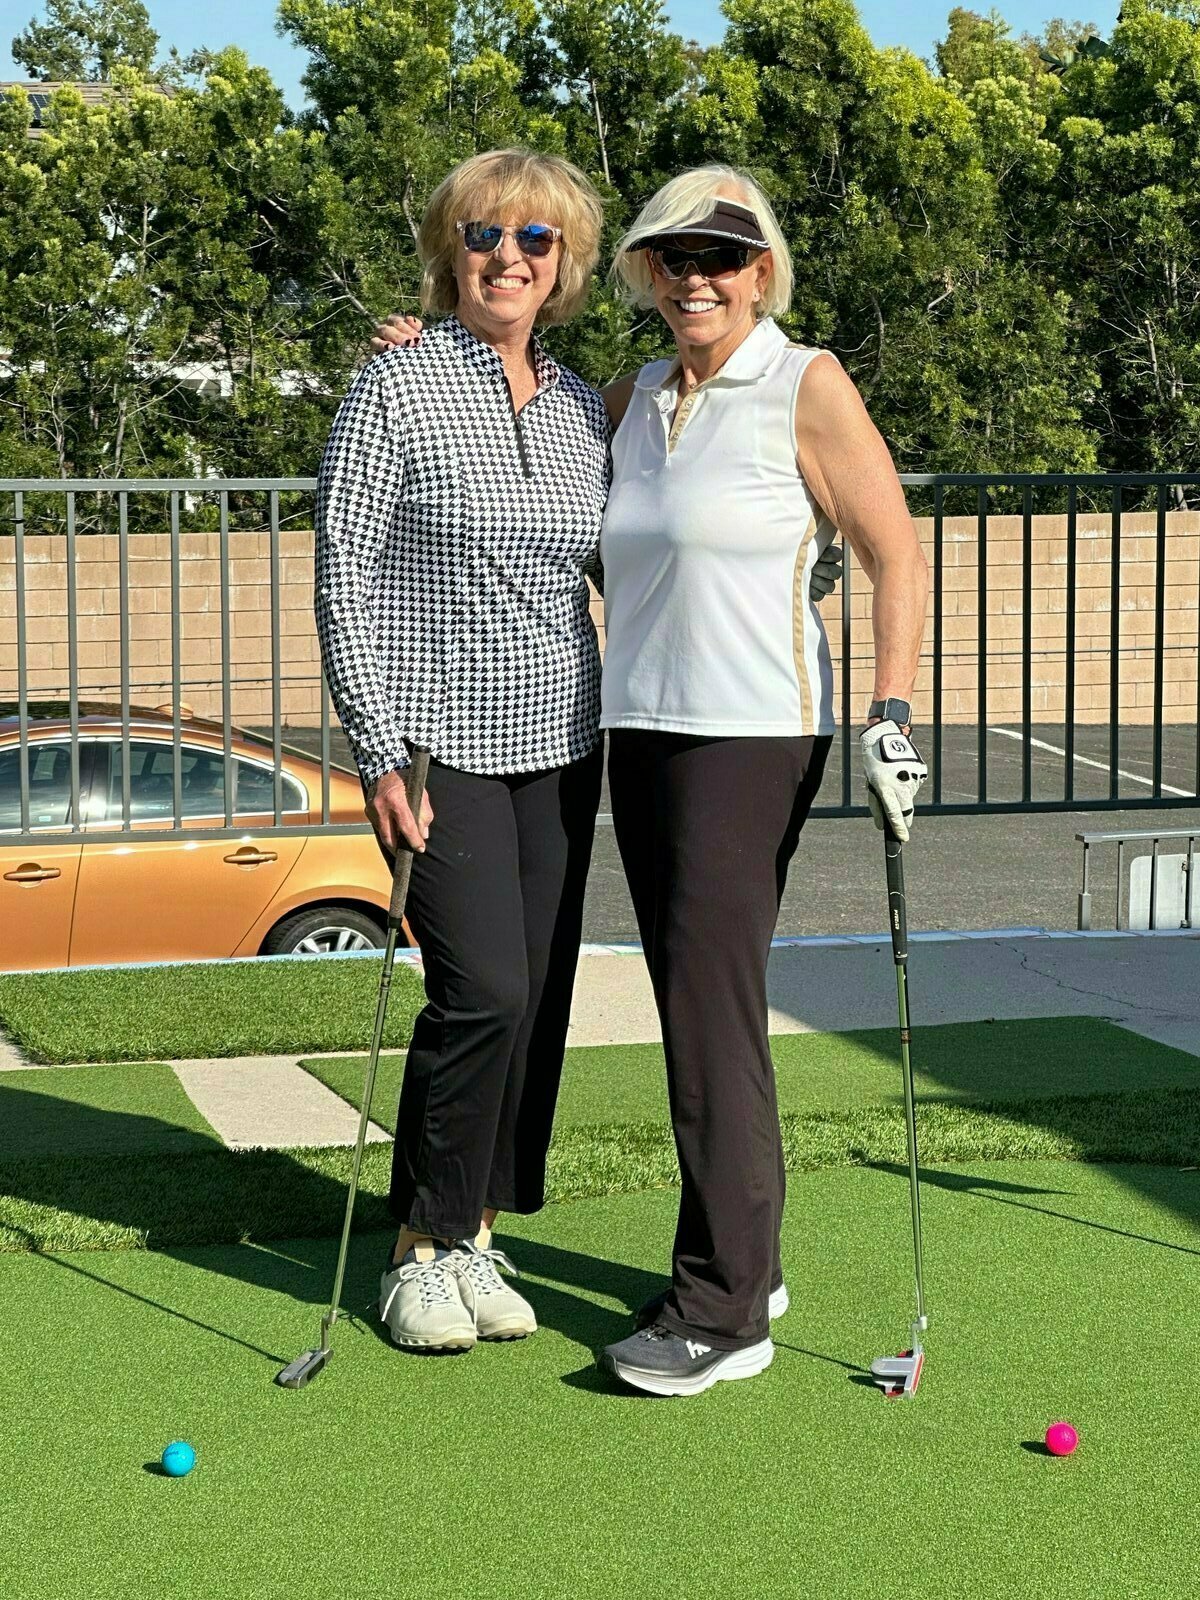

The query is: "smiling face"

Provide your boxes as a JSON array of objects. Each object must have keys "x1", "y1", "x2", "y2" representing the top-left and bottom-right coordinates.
[
  {"x1": 649, "y1": 228, "x2": 774, "y2": 362},
  {"x1": 452, "y1": 215, "x2": 562, "y2": 346}
]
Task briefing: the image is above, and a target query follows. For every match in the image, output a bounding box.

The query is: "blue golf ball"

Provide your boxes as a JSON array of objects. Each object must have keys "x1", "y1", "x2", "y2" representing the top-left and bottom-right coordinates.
[{"x1": 161, "y1": 1441, "x2": 196, "y2": 1477}]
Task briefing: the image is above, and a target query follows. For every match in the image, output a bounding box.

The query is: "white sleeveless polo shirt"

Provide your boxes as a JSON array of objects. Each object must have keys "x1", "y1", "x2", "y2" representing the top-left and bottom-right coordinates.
[{"x1": 599, "y1": 317, "x2": 838, "y2": 739}]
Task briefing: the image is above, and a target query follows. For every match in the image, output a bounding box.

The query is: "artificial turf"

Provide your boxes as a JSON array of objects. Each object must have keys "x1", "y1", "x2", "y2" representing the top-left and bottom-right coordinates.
[
  {"x1": 4, "y1": 1018, "x2": 1200, "y2": 1253},
  {"x1": 301, "y1": 1017, "x2": 1200, "y2": 1132},
  {"x1": 0, "y1": 957, "x2": 425, "y2": 1063},
  {"x1": 2, "y1": 1166, "x2": 1197, "y2": 1599},
  {"x1": 7, "y1": 1080, "x2": 1200, "y2": 1252},
  {"x1": 0, "y1": 1064, "x2": 219, "y2": 1159}
]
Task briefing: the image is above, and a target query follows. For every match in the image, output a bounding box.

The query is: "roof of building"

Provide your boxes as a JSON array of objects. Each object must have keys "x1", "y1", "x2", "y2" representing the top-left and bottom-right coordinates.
[{"x1": 0, "y1": 80, "x2": 172, "y2": 136}]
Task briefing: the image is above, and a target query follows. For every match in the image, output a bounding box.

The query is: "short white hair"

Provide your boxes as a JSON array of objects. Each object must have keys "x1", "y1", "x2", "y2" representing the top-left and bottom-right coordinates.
[{"x1": 611, "y1": 165, "x2": 793, "y2": 318}]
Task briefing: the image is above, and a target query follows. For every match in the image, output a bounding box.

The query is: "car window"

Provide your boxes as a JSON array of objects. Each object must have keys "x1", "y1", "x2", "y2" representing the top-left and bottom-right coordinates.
[
  {"x1": 234, "y1": 760, "x2": 306, "y2": 815},
  {"x1": 0, "y1": 743, "x2": 73, "y2": 829},
  {"x1": 104, "y1": 742, "x2": 306, "y2": 820},
  {"x1": 109, "y1": 742, "x2": 228, "y2": 819}
]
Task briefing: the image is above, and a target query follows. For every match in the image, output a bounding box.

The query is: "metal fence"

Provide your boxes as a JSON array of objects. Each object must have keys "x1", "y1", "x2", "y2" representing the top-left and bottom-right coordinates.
[{"x1": 2, "y1": 472, "x2": 1199, "y2": 848}]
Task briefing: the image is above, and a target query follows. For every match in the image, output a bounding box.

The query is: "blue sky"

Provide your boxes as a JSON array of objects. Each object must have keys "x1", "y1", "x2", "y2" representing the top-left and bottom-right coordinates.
[{"x1": 3, "y1": 0, "x2": 1121, "y2": 110}]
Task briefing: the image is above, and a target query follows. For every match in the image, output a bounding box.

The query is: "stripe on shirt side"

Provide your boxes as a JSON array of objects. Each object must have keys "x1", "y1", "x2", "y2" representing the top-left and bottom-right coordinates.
[{"x1": 791, "y1": 514, "x2": 819, "y2": 734}]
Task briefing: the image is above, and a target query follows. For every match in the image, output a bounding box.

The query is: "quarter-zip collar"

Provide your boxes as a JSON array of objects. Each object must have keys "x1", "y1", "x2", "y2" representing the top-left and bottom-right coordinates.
[{"x1": 444, "y1": 314, "x2": 561, "y2": 393}]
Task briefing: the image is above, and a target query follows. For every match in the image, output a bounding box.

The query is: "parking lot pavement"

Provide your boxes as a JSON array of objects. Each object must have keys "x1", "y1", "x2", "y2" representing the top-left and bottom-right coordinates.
[
  {"x1": 585, "y1": 802, "x2": 1200, "y2": 941},
  {"x1": 275, "y1": 722, "x2": 1198, "y2": 941}
]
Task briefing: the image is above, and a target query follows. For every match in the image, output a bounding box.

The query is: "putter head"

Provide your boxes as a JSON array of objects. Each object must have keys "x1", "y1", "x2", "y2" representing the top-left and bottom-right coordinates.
[
  {"x1": 276, "y1": 1347, "x2": 332, "y2": 1389},
  {"x1": 869, "y1": 1347, "x2": 924, "y2": 1400}
]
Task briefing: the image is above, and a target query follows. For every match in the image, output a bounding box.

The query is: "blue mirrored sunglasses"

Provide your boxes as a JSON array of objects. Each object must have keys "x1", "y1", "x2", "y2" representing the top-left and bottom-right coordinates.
[{"x1": 456, "y1": 221, "x2": 562, "y2": 258}]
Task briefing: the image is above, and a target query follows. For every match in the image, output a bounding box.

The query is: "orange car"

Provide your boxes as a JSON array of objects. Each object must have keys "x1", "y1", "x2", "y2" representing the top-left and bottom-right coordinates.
[{"x1": 0, "y1": 703, "x2": 413, "y2": 971}]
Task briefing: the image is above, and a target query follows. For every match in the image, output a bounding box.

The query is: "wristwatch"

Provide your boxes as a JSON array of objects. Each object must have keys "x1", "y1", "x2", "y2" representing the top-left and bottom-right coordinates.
[{"x1": 867, "y1": 697, "x2": 912, "y2": 727}]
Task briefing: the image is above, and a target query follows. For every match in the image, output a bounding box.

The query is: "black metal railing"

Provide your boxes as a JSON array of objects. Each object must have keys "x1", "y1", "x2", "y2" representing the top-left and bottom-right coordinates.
[{"x1": 1, "y1": 472, "x2": 1198, "y2": 846}]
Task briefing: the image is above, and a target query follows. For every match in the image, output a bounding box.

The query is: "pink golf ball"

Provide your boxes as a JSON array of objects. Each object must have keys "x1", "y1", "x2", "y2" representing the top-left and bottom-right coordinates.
[{"x1": 1045, "y1": 1422, "x2": 1078, "y2": 1457}]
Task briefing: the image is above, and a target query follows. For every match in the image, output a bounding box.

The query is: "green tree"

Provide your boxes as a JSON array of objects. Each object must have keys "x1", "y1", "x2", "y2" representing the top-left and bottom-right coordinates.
[
  {"x1": 538, "y1": 0, "x2": 686, "y2": 191},
  {"x1": 279, "y1": 0, "x2": 565, "y2": 373},
  {"x1": 0, "y1": 55, "x2": 327, "y2": 495},
  {"x1": 665, "y1": 0, "x2": 1093, "y2": 475},
  {"x1": 11, "y1": 0, "x2": 159, "y2": 81},
  {"x1": 936, "y1": 7, "x2": 1035, "y2": 86},
  {"x1": 1046, "y1": 0, "x2": 1200, "y2": 483}
]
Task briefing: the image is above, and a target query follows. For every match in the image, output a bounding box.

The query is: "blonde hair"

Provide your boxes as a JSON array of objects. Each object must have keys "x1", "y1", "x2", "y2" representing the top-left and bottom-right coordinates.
[
  {"x1": 418, "y1": 149, "x2": 604, "y2": 326},
  {"x1": 611, "y1": 165, "x2": 793, "y2": 319}
]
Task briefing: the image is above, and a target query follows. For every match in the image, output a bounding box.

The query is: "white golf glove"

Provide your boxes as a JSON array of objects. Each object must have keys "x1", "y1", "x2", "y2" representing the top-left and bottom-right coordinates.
[
  {"x1": 860, "y1": 720, "x2": 927, "y2": 842},
  {"x1": 809, "y1": 544, "x2": 843, "y2": 602}
]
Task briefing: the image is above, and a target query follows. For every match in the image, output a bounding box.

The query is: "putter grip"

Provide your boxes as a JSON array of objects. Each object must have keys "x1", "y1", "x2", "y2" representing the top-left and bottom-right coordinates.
[
  {"x1": 883, "y1": 827, "x2": 907, "y2": 963},
  {"x1": 388, "y1": 749, "x2": 431, "y2": 928}
]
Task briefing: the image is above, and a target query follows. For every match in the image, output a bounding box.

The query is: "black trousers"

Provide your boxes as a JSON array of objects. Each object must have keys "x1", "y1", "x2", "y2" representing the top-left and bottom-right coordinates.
[
  {"x1": 388, "y1": 745, "x2": 602, "y2": 1238},
  {"x1": 608, "y1": 730, "x2": 831, "y2": 1350}
]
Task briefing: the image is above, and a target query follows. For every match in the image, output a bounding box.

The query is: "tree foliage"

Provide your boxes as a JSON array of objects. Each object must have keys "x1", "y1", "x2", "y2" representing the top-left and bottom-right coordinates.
[
  {"x1": 12, "y1": 0, "x2": 159, "y2": 81},
  {"x1": 3, "y1": 0, "x2": 1200, "y2": 485}
]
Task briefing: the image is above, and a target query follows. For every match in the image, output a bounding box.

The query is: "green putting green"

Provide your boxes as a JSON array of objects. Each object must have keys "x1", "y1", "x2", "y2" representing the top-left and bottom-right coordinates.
[
  {"x1": 302, "y1": 1018, "x2": 1200, "y2": 1131},
  {"x1": 2, "y1": 1165, "x2": 1196, "y2": 1599},
  {"x1": 0, "y1": 958, "x2": 425, "y2": 1063}
]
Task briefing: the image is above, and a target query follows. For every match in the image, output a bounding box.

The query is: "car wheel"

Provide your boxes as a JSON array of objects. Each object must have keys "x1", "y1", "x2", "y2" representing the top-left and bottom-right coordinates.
[{"x1": 262, "y1": 906, "x2": 389, "y2": 956}]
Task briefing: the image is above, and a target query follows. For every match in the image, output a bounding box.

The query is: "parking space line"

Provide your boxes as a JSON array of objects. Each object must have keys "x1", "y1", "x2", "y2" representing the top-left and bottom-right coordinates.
[{"x1": 987, "y1": 726, "x2": 1192, "y2": 797}]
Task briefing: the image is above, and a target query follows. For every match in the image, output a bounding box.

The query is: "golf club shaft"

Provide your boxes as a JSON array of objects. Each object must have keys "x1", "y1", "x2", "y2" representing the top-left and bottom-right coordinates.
[
  {"x1": 884, "y1": 829, "x2": 927, "y2": 1334},
  {"x1": 320, "y1": 750, "x2": 431, "y2": 1350}
]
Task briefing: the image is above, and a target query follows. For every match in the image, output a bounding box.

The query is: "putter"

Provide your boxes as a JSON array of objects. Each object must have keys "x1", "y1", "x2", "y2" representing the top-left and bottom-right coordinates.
[
  {"x1": 869, "y1": 821, "x2": 928, "y2": 1400},
  {"x1": 277, "y1": 749, "x2": 431, "y2": 1389}
]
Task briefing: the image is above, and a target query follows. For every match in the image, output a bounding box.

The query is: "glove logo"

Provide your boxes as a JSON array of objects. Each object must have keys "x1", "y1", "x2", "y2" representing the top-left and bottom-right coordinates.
[{"x1": 883, "y1": 736, "x2": 913, "y2": 760}]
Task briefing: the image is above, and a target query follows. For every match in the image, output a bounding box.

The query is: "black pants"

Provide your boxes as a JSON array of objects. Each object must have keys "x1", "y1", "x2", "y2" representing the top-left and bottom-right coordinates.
[
  {"x1": 388, "y1": 745, "x2": 602, "y2": 1238},
  {"x1": 608, "y1": 730, "x2": 831, "y2": 1350}
]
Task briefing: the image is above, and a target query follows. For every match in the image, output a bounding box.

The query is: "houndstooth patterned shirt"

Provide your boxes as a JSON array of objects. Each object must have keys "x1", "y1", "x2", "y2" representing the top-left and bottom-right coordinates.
[{"x1": 314, "y1": 316, "x2": 611, "y2": 783}]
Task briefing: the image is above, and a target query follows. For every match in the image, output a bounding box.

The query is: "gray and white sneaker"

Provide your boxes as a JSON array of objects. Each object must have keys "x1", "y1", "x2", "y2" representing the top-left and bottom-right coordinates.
[
  {"x1": 601, "y1": 1324, "x2": 774, "y2": 1397},
  {"x1": 379, "y1": 1242, "x2": 476, "y2": 1352},
  {"x1": 456, "y1": 1240, "x2": 537, "y2": 1340}
]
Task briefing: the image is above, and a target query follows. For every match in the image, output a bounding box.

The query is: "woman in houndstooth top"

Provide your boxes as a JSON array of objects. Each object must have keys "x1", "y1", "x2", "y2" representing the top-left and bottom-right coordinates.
[{"x1": 315, "y1": 150, "x2": 614, "y2": 1354}]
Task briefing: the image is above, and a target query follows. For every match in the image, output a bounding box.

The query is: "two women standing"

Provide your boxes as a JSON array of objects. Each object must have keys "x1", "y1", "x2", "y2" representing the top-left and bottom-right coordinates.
[{"x1": 315, "y1": 147, "x2": 928, "y2": 1396}]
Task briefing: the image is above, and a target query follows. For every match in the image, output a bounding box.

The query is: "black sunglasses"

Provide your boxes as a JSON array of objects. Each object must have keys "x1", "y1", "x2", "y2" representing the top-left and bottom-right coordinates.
[
  {"x1": 647, "y1": 243, "x2": 757, "y2": 281},
  {"x1": 457, "y1": 221, "x2": 562, "y2": 258}
]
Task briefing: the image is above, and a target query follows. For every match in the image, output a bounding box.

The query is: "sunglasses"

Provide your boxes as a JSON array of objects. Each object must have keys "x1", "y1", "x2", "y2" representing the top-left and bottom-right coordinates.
[
  {"x1": 457, "y1": 221, "x2": 562, "y2": 258},
  {"x1": 647, "y1": 243, "x2": 757, "y2": 281}
]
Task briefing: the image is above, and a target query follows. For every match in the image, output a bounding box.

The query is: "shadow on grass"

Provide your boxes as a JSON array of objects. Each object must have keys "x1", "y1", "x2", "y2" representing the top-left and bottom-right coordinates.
[
  {"x1": 0, "y1": 1080, "x2": 674, "y2": 1367},
  {"x1": 868, "y1": 1160, "x2": 1200, "y2": 1255}
]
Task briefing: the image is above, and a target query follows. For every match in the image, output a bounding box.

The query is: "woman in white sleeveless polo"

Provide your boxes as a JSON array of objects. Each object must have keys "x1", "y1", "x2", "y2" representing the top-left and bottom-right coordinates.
[{"x1": 596, "y1": 168, "x2": 929, "y2": 1398}]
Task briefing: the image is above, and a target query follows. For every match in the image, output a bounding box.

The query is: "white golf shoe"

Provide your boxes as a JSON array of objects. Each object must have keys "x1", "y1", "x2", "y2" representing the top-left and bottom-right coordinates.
[
  {"x1": 379, "y1": 1240, "x2": 476, "y2": 1352},
  {"x1": 455, "y1": 1232, "x2": 537, "y2": 1340}
]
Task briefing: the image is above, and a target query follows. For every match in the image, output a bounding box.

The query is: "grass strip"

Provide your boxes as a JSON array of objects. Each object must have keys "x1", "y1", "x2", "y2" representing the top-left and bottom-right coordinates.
[
  {"x1": 303, "y1": 1017, "x2": 1200, "y2": 1133},
  {"x1": 0, "y1": 959, "x2": 424, "y2": 1063},
  {"x1": 5, "y1": 1084, "x2": 1199, "y2": 1254},
  {"x1": 0, "y1": 1064, "x2": 219, "y2": 1158}
]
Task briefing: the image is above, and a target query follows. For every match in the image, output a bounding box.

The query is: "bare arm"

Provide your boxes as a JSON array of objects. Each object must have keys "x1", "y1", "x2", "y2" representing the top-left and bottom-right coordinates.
[
  {"x1": 602, "y1": 373, "x2": 637, "y2": 431},
  {"x1": 794, "y1": 356, "x2": 928, "y2": 720}
]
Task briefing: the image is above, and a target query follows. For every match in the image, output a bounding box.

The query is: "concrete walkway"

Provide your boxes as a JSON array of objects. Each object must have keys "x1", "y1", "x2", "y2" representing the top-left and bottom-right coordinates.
[{"x1": 1, "y1": 932, "x2": 1196, "y2": 1149}]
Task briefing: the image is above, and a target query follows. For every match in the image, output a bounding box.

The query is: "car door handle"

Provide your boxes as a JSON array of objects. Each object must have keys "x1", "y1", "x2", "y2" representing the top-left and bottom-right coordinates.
[
  {"x1": 3, "y1": 865, "x2": 62, "y2": 883},
  {"x1": 223, "y1": 848, "x2": 278, "y2": 867}
]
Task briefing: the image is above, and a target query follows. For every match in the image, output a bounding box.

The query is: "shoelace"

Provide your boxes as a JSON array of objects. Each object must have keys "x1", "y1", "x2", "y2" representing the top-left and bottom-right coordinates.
[
  {"x1": 456, "y1": 1246, "x2": 518, "y2": 1297},
  {"x1": 640, "y1": 1324, "x2": 673, "y2": 1343},
  {"x1": 381, "y1": 1253, "x2": 461, "y2": 1317}
]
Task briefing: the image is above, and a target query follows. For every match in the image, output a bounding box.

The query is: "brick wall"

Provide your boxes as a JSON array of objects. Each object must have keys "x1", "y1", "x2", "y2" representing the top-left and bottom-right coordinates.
[{"x1": 2, "y1": 512, "x2": 1197, "y2": 727}]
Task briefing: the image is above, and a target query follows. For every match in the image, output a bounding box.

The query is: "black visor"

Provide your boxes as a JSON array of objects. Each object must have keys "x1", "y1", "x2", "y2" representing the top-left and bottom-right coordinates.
[{"x1": 631, "y1": 197, "x2": 769, "y2": 253}]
